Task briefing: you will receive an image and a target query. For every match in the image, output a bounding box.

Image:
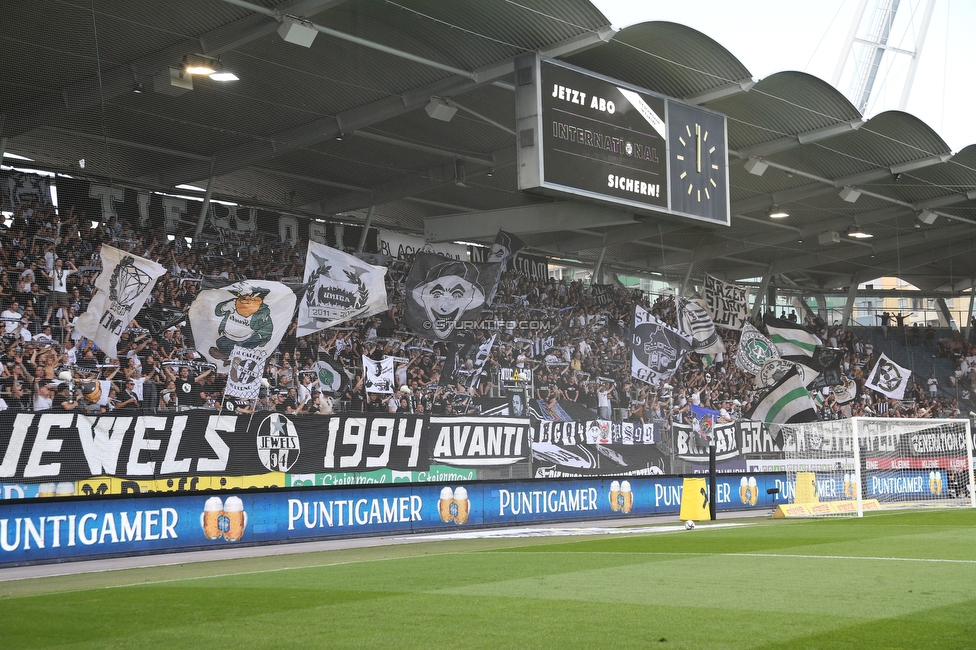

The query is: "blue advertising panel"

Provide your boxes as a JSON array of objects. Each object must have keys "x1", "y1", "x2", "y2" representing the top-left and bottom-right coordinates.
[{"x1": 0, "y1": 474, "x2": 789, "y2": 566}]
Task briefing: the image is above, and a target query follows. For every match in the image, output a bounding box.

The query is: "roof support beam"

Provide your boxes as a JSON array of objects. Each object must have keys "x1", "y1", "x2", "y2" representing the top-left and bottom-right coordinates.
[
  {"x1": 540, "y1": 222, "x2": 685, "y2": 254},
  {"x1": 730, "y1": 224, "x2": 976, "y2": 281},
  {"x1": 150, "y1": 26, "x2": 615, "y2": 188},
  {"x1": 731, "y1": 119, "x2": 864, "y2": 161},
  {"x1": 425, "y1": 203, "x2": 635, "y2": 242}
]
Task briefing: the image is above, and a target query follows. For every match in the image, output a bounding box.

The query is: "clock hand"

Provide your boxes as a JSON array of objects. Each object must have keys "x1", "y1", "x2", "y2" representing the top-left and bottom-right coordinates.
[{"x1": 696, "y1": 123, "x2": 701, "y2": 174}]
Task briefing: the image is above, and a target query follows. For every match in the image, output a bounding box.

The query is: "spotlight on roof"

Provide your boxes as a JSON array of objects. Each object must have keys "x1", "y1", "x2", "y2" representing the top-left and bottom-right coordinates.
[
  {"x1": 744, "y1": 157, "x2": 768, "y2": 176},
  {"x1": 847, "y1": 226, "x2": 873, "y2": 239},
  {"x1": 278, "y1": 15, "x2": 318, "y2": 48},
  {"x1": 839, "y1": 186, "x2": 861, "y2": 203},
  {"x1": 917, "y1": 209, "x2": 938, "y2": 225},
  {"x1": 768, "y1": 205, "x2": 789, "y2": 219},
  {"x1": 182, "y1": 55, "x2": 216, "y2": 76},
  {"x1": 425, "y1": 97, "x2": 457, "y2": 122}
]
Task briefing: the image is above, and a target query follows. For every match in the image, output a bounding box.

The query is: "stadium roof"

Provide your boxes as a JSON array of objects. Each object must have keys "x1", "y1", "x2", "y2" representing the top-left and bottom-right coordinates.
[{"x1": 3, "y1": 0, "x2": 975, "y2": 296}]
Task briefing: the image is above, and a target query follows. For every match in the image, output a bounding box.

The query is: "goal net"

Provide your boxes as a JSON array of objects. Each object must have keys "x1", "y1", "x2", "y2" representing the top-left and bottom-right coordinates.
[{"x1": 779, "y1": 418, "x2": 975, "y2": 517}]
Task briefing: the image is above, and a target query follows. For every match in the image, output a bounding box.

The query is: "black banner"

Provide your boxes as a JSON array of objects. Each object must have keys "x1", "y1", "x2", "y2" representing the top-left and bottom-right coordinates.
[
  {"x1": 529, "y1": 418, "x2": 666, "y2": 477},
  {"x1": 0, "y1": 411, "x2": 531, "y2": 482}
]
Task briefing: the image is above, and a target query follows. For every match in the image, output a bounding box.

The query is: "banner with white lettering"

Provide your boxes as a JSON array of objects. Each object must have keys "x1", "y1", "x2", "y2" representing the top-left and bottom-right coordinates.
[
  {"x1": 73, "y1": 245, "x2": 167, "y2": 358},
  {"x1": 529, "y1": 419, "x2": 667, "y2": 477},
  {"x1": 0, "y1": 412, "x2": 539, "y2": 486}
]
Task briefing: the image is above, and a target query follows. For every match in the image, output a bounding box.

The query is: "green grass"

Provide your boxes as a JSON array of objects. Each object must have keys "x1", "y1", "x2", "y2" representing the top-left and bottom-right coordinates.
[{"x1": 3, "y1": 509, "x2": 976, "y2": 648}]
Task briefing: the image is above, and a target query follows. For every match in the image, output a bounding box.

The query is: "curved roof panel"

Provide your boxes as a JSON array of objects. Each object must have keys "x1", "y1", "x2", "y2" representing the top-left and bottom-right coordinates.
[{"x1": 562, "y1": 21, "x2": 752, "y2": 100}]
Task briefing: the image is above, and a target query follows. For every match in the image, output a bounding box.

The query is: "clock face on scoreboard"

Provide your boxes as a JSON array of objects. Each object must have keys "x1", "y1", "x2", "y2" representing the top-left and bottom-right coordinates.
[{"x1": 667, "y1": 101, "x2": 729, "y2": 222}]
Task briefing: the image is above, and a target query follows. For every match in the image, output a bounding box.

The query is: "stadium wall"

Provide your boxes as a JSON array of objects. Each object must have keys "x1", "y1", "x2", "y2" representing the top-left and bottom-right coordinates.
[{"x1": 0, "y1": 473, "x2": 788, "y2": 566}]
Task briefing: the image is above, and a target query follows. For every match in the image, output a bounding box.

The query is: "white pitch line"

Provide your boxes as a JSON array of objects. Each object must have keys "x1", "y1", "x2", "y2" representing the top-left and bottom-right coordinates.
[
  {"x1": 497, "y1": 550, "x2": 976, "y2": 564},
  {"x1": 399, "y1": 522, "x2": 747, "y2": 541}
]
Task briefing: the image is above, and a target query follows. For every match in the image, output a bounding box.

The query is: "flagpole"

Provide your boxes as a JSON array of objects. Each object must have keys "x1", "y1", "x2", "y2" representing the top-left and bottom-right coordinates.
[{"x1": 708, "y1": 435, "x2": 717, "y2": 521}]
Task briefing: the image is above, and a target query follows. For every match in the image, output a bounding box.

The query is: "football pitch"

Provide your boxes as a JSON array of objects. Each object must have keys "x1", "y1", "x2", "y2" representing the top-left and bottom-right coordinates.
[{"x1": 2, "y1": 509, "x2": 976, "y2": 649}]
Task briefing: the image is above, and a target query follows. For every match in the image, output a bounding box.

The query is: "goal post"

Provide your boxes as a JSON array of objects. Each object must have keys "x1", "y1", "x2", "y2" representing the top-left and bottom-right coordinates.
[{"x1": 780, "y1": 418, "x2": 975, "y2": 517}]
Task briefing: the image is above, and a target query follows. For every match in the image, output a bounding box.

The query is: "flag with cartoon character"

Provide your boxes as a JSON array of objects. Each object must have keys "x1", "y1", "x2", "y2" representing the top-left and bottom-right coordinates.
[
  {"x1": 189, "y1": 281, "x2": 297, "y2": 396},
  {"x1": 297, "y1": 240, "x2": 388, "y2": 337}
]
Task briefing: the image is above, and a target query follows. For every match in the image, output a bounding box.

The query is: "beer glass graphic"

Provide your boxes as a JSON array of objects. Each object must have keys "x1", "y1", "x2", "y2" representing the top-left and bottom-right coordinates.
[
  {"x1": 438, "y1": 487, "x2": 455, "y2": 522},
  {"x1": 437, "y1": 486, "x2": 470, "y2": 525},
  {"x1": 453, "y1": 486, "x2": 470, "y2": 525},
  {"x1": 223, "y1": 496, "x2": 247, "y2": 542},
  {"x1": 620, "y1": 480, "x2": 633, "y2": 513},
  {"x1": 202, "y1": 496, "x2": 224, "y2": 540},
  {"x1": 609, "y1": 480, "x2": 621, "y2": 512}
]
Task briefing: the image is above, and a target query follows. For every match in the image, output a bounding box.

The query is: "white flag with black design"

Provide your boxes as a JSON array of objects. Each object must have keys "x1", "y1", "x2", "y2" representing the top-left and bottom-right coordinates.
[
  {"x1": 677, "y1": 297, "x2": 725, "y2": 357},
  {"x1": 703, "y1": 274, "x2": 749, "y2": 330},
  {"x1": 73, "y1": 245, "x2": 166, "y2": 359},
  {"x1": 297, "y1": 240, "x2": 388, "y2": 338},
  {"x1": 225, "y1": 347, "x2": 266, "y2": 400},
  {"x1": 363, "y1": 355, "x2": 395, "y2": 394},
  {"x1": 865, "y1": 352, "x2": 911, "y2": 399},
  {"x1": 631, "y1": 303, "x2": 693, "y2": 385}
]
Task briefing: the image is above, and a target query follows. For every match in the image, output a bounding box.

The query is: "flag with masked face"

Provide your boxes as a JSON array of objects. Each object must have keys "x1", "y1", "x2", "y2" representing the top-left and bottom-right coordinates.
[
  {"x1": 403, "y1": 252, "x2": 501, "y2": 340},
  {"x1": 73, "y1": 245, "x2": 167, "y2": 359},
  {"x1": 297, "y1": 240, "x2": 388, "y2": 337},
  {"x1": 189, "y1": 280, "x2": 296, "y2": 377},
  {"x1": 864, "y1": 352, "x2": 911, "y2": 399},
  {"x1": 363, "y1": 355, "x2": 395, "y2": 394},
  {"x1": 489, "y1": 230, "x2": 527, "y2": 263}
]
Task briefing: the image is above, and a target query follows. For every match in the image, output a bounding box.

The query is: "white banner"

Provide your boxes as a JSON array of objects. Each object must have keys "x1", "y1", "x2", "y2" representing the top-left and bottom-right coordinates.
[
  {"x1": 864, "y1": 352, "x2": 911, "y2": 399},
  {"x1": 225, "y1": 346, "x2": 266, "y2": 400},
  {"x1": 297, "y1": 240, "x2": 388, "y2": 337},
  {"x1": 73, "y1": 245, "x2": 166, "y2": 359},
  {"x1": 363, "y1": 355, "x2": 395, "y2": 394},
  {"x1": 703, "y1": 274, "x2": 749, "y2": 330},
  {"x1": 189, "y1": 280, "x2": 297, "y2": 371}
]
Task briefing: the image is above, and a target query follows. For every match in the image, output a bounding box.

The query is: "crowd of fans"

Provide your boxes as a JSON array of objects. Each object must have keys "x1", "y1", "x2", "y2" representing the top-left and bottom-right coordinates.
[{"x1": 0, "y1": 196, "x2": 966, "y2": 425}]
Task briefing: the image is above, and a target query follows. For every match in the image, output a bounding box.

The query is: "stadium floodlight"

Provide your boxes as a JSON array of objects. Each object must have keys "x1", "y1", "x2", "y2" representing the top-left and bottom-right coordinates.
[{"x1": 779, "y1": 418, "x2": 975, "y2": 518}]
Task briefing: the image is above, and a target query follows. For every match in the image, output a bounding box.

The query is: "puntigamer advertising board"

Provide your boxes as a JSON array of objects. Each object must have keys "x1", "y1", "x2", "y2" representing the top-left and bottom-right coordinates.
[
  {"x1": 515, "y1": 53, "x2": 730, "y2": 226},
  {"x1": 0, "y1": 474, "x2": 790, "y2": 565}
]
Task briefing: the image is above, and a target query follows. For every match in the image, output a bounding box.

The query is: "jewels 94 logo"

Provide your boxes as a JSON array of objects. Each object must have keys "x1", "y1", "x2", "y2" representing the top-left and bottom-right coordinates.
[
  {"x1": 201, "y1": 496, "x2": 247, "y2": 542},
  {"x1": 256, "y1": 412, "x2": 300, "y2": 472}
]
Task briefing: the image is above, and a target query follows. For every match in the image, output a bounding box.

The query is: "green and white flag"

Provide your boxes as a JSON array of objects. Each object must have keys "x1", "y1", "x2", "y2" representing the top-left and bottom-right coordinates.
[
  {"x1": 745, "y1": 365, "x2": 818, "y2": 428},
  {"x1": 763, "y1": 313, "x2": 821, "y2": 357},
  {"x1": 190, "y1": 280, "x2": 297, "y2": 371},
  {"x1": 736, "y1": 322, "x2": 780, "y2": 375}
]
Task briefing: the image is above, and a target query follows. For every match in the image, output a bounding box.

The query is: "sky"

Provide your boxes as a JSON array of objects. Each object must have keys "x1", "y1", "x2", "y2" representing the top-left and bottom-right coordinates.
[{"x1": 591, "y1": 0, "x2": 976, "y2": 152}]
